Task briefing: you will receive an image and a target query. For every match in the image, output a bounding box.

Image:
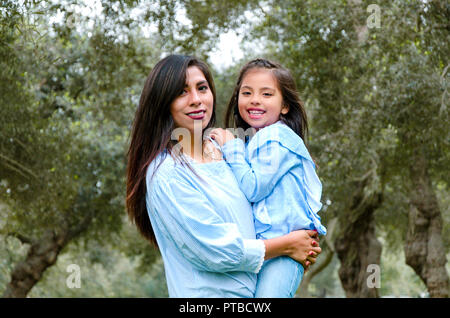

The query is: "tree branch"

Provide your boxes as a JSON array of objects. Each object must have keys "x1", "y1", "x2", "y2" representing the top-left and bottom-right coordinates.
[
  {"x1": 7, "y1": 232, "x2": 33, "y2": 245},
  {"x1": 0, "y1": 152, "x2": 38, "y2": 179}
]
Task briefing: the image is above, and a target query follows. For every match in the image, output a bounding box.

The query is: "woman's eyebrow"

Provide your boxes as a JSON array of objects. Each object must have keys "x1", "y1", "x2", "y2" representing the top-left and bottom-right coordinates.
[
  {"x1": 196, "y1": 80, "x2": 208, "y2": 86},
  {"x1": 184, "y1": 80, "x2": 208, "y2": 88}
]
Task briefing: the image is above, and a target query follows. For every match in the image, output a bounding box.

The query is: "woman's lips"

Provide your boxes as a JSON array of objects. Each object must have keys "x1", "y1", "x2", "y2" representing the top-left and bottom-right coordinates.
[
  {"x1": 187, "y1": 110, "x2": 206, "y2": 120},
  {"x1": 247, "y1": 108, "x2": 265, "y2": 119}
]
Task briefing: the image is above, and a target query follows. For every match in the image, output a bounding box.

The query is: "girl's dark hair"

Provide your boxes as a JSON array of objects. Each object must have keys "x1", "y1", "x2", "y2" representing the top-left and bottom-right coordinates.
[
  {"x1": 126, "y1": 55, "x2": 216, "y2": 246},
  {"x1": 225, "y1": 58, "x2": 308, "y2": 141}
]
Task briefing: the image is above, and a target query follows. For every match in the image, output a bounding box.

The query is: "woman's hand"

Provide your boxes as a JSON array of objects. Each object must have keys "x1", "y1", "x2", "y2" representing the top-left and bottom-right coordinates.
[
  {"x1": 263, "y1": 230, "x2": 321, "y2": 271},
  {"x1": 209, "y1": 128, "x2": 236, "y2": 147},
  {"x1": 288, "y1": 230, "x2": 321, "y2": 270}
]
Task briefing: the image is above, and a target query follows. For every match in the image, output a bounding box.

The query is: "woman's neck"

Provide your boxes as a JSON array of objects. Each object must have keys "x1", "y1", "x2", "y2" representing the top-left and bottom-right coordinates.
[
  {"x1": 180, "y1": 135, "x2": 203, "y2": 159},
  {"x1": 175, "y1": 123, "x2": 208, "y2": 162}
]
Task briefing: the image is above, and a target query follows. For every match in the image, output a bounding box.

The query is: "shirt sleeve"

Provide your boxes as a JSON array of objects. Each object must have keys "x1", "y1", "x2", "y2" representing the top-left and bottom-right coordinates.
[
  {"x1": 147, "y1": 171, "x2": 265, "y2": 274},
  {"x1": 221, "y1": 137, "x2": 299, "y2": 202}
]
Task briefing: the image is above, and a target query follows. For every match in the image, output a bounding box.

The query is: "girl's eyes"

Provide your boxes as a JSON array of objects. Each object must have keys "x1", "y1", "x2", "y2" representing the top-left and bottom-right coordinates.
[{"x1": 240, "y1": 91, "x2": 273, "y2": 96}]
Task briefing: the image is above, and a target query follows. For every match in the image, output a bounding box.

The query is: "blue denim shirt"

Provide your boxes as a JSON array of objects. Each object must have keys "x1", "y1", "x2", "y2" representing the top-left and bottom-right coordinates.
[
  {"x1": 145, "y1": 151, "x2": 265, "y2": 297},
  {"x1": 221, "y1": 121, "x2": 327, "y2": 239}
]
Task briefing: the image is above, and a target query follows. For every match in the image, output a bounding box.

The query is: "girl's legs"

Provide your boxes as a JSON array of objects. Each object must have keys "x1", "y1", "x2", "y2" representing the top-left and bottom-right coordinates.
[{"x1": 254, "y1": 256, "x2": 304, "y2": 298}]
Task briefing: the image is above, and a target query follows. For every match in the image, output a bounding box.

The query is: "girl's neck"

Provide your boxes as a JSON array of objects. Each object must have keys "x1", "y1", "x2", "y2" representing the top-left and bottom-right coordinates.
[{"x1": 253, "y1": 119, "x2": 282, "y2": 132}]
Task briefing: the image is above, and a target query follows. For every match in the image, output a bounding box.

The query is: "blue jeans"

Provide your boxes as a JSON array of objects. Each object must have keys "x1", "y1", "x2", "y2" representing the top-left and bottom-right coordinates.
[{"x1": 254, "y1": 256, "x2": 304, "y2": 298}]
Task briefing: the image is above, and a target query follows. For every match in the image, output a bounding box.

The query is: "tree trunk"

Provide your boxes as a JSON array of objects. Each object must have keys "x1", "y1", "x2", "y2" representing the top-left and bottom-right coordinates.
[
  {"x1": 404, "y1": 148, "x2": 449, "y2": 298},
  {"x1": 335, "y1": 172, "x2": 383, "y2": 298},
  {"x1": 2, "y1": 215, "x2": 92, "y2": 298},
  {"x1": 297, "y1": 217, "x2": 338, "y2": 298},
  {"x1": 297, "y1": 248, "x2": 335, "y2": 298},
  {"x1": 2, "y1": 230, "x2": 69, "y2": 298}
]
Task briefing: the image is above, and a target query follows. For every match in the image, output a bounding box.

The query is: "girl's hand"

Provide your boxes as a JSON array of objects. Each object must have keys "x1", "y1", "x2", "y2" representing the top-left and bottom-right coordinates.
[{"x1": 209, "y1": 128, "x2": 236, "y2": 147}]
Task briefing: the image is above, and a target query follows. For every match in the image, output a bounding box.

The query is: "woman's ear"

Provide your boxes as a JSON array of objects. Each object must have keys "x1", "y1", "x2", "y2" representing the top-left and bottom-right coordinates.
[{"x1": 281, "y1": 105, "x2": 289, "y2": 115}]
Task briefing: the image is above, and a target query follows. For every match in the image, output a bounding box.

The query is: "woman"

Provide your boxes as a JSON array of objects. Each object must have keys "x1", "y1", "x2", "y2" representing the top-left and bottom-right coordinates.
[{"x1": 126, "y1": 54, "x2": 321, "y2": 297}]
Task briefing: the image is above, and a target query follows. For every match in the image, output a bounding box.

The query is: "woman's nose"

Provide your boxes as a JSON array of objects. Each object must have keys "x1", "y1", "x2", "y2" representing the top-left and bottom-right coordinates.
[{"x1": 190, "y1": 90, "x2": 201, "y2": 105}]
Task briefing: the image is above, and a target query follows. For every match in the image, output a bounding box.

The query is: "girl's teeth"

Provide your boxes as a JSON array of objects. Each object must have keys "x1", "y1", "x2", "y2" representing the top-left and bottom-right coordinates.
[{"x1": 249, "y1": 111, "x2": 264, "y2": 114}]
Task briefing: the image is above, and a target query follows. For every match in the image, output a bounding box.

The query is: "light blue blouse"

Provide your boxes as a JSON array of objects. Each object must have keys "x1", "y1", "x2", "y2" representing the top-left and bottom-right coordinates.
[
  {"x1": 145, "y1": 151, "x2": 265, "y2": 298},
  {"x1": 221, "y1": 121, "x2": 327, "y2": 240}
]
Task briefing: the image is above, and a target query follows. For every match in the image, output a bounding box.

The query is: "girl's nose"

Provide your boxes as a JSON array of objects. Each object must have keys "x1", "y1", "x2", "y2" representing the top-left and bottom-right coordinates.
[{"x1": 250, "y1": 95, "x2": 261, "y2": 105}]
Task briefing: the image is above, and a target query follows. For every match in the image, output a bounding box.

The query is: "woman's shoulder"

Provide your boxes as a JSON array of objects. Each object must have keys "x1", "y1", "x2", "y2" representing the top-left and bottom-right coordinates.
[{"x1": 146, "y1": 151, "x2": 177, "y2": 185}]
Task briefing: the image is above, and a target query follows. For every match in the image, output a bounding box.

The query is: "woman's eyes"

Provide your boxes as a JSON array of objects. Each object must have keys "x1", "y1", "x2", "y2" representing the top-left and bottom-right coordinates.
[{"x1": 180, "y1": 85, "x2": 209, "y2": 96}]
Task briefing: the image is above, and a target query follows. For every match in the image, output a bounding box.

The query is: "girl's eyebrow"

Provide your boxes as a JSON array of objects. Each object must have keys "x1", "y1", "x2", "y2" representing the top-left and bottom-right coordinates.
[{"x1": 240, "y1": 85, "x2": 275, "y2": 91}]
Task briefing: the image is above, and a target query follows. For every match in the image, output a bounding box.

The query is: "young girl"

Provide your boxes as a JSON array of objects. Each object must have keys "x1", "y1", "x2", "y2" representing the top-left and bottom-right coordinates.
[{"x1": 210, "y1": 58, "x2": 326, "y2": 298}]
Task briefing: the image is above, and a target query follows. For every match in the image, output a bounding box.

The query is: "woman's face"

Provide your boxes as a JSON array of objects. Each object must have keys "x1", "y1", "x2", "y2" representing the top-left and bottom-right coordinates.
[{"x1": 170, "y1": 66, "x2": 214, "y2": 133}]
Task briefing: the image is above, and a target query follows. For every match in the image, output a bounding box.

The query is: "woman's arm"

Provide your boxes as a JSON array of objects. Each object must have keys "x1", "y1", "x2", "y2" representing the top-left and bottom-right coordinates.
[
  {"x1": 263, "y1": 230, "x2": 321, "y2": 270},
  {"x1": 148, "y1": 172, "x2": 265, "y2": 274}
]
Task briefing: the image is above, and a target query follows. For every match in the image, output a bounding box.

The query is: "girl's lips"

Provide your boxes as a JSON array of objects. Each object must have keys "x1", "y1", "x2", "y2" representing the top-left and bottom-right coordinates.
[
  {"x1": 187, "y1": 110, "x2": 206, "y2": 120},
  {"x1": 247, "y1": 109, "x2": 265, "y2": 119}
]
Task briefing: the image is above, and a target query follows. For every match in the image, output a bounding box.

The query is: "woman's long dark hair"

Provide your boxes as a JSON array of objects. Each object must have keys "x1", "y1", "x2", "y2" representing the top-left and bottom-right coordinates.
[
  {"x1": 126, "y1": 55, "x2": 216, "y2": 246},
  {"x1": 225, "y1": 58, "x2": 308, "y2": 141}
]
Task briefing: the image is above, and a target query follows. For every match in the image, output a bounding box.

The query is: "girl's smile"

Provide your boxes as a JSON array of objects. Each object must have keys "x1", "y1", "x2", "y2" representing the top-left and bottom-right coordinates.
[{"x1": 247, "y1": 107, "x2": 266, "y2": 119}]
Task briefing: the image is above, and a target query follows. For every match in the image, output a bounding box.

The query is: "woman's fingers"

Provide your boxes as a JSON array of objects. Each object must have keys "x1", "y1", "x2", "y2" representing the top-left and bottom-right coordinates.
[
  {"x1": 306, "y1": 230, "x2": 319, "y2": 241},
  {"x1": 209, "y1": 129, "x2": 224, "y2": 145},
  {"x1": 304, "y1": 261, "x2": 311, "y2": 271},
  {"x1": 209, "y1": 129, "x2": 237, "y2": 146},
  {"x1": 306, "y1": 255, "x2": 316, "y2": 265}
]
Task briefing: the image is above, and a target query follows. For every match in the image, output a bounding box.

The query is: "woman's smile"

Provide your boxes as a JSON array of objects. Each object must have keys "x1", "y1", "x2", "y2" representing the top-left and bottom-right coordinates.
[{"x1": 186, "y1": 109, "x2": 207, "y2": 120}]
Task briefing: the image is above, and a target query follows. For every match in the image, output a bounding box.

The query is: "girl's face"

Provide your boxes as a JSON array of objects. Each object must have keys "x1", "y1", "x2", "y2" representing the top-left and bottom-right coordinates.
[
  {"x1": 238, "y1": 68, "x2": 288, "y2": 130},
  {"x1": 170, "y1": 66, "x2": 214, "y2": 133}
]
